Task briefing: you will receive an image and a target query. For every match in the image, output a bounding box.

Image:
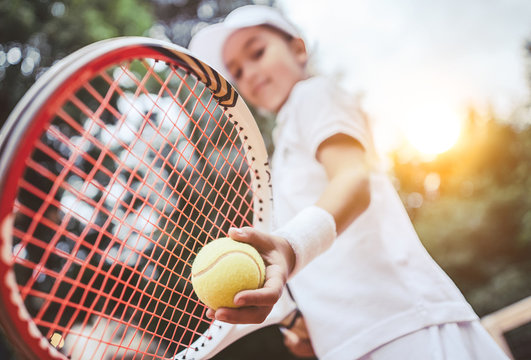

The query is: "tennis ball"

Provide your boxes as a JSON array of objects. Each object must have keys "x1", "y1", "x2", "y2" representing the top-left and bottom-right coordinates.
[{"x1": 191, "y1": 237, "x2": 266, "y2": 310}]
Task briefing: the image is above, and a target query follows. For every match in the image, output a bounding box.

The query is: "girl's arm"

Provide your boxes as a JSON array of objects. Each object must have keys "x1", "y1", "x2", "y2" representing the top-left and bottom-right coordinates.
[
  {"x1": 315, "y1": 133, "x2": 371, "y2": 234},
  {"x1": 208, "y1": 133, "x2": 370, "y2": 324}
]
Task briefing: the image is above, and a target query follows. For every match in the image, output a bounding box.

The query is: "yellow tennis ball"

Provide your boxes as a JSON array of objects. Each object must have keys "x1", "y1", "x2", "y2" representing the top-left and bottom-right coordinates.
[{"x1": 191, "y1": 237, "x2": 266, "y2": 310}]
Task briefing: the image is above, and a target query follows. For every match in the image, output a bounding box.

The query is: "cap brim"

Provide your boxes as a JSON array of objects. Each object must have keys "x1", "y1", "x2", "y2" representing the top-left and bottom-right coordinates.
[
  {"x1": 188, "y1": 5, "x2": 301, "y2": 83},
  {"x1": 188, "y1": 23, "x2": 238, "y2": 81}
]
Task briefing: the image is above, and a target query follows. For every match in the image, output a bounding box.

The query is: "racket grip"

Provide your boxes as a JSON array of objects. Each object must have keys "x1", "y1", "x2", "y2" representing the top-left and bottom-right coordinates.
[{"x1": 179, "y1": 288, "x2": 296, "y2": 359}]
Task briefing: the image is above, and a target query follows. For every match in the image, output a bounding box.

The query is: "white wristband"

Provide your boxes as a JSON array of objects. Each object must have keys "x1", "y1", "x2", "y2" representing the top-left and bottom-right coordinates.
[{"x1": 273, "y1": 206, "x2": 337, "y2": 276}]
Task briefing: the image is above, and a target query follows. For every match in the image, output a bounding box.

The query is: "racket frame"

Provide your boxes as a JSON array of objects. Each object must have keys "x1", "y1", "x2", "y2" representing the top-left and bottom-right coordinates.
[{"x1": 0, "y1": 37, "x2": 292, "y2": 360}]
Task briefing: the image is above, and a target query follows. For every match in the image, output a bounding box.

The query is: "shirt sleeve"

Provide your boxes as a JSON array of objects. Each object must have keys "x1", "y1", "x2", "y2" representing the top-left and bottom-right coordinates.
[{"x1": 290, "y1": 77, "x2": 374, "y2": 159}]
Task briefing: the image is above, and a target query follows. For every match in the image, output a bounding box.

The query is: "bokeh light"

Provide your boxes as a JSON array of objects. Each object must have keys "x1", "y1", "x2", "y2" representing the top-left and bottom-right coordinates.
[{"x1": 402, "y1": 104, "x2": 463, "y2": 157}]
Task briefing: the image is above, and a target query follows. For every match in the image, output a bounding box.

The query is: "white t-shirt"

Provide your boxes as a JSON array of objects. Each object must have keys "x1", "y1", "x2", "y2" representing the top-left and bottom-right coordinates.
[{"x1": 272, "y1": 77, "x2": 478, "y2": 360}]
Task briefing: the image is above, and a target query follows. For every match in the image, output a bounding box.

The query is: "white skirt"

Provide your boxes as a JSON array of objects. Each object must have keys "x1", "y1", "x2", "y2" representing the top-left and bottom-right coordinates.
[{"x1": 359, "y1": 321, "x2": 510, "y2": 360}]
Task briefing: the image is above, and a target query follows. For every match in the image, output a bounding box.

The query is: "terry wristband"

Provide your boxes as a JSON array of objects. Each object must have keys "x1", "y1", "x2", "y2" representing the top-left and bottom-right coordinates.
[{"x1": 273, "y1": 206, "x2": 337, "y2": 276}]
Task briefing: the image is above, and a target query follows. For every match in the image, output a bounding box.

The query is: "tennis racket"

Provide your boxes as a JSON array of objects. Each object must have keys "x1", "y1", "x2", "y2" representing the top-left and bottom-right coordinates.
[{"x1": 0, "y1": 37, "x2": 295, "y2": 360}]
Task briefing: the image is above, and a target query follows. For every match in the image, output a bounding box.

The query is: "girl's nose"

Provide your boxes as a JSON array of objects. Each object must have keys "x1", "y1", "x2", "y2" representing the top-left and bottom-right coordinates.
[{"x1": 241, "y1": 61, "x2": 259, "y2": 84}]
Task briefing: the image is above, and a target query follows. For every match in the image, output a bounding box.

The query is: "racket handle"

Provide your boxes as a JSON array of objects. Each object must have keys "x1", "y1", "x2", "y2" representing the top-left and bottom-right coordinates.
[{"x1": 179, "y1": 287, "x2": 296, "y2": 359}]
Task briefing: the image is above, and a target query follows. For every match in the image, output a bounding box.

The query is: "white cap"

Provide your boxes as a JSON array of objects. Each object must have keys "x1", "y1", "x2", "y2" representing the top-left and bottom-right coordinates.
[{"x1": 188, "y1": 5, "x2": 300, "y2": 81}]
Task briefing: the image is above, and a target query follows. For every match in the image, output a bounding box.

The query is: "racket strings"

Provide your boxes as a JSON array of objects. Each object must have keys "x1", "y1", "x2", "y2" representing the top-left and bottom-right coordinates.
[
  {"x1": 11, "y1": 57, "x2": 258, "y2": 358},
  {"x1": 80, "y1": 61, "x2": 254, "y2": 238},
  {"x1": 28, "y1": 71, "x2": 217, "y2": 346}
]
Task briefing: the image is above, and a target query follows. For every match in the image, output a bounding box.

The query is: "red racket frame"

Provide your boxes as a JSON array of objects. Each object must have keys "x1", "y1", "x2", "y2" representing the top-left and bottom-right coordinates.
[{"x1": 0, "y1": 37, "x2": 281, "y2": 360}]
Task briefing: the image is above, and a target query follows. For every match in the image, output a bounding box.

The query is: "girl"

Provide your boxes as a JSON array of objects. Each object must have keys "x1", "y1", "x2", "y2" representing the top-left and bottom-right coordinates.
[{"x1": 189, "y1": 5, "x2": 509, "y2": 360}]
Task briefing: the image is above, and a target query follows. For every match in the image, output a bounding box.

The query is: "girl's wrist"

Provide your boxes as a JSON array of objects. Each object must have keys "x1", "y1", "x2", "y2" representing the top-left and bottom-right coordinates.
[
  {"x1": 273, "y1": 206, "x2": 337, "y2": 276},
  {"x1": 274, "y1": 234, "x2": 296, "y2": 276}
]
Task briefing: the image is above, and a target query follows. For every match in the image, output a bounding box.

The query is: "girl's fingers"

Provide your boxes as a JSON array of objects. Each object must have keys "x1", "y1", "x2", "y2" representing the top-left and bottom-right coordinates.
[
  {"x1": 228, "y1": 226, "x2": 255, "y2": 241},
  {"x1": 283, "y1": 328, "x2": 299, "y2": 347},
  {"x1": 234, "y1": 265, "x2": 285, "y2": 306},
  {"x1": 282, "y1": 327, "x2": 316, "y2": 358},
  {"x1": 211, "y1": 270, "x2": 283, "y2": 324},
  {"x1": 228, "y1": 226, "x2": 248, "y2": 240},
  {"x1": 205, "y1": 260, "x2": 285, "y2": 324},
  {"x1": 211, "y1": 227, "x2": 291, "y2": 325},
  {"x1": 233, "y1": 285, "x2": 281, "y2": 307},
  {"x1": 206, "y1": 308, "x2": 215, "y2": 319},
  {"x1": 228, "y1": 227, "x2": 295, "y2": 276},
  {"x1": 228, "y1": 227, "x2": 277, "y2": 253}
]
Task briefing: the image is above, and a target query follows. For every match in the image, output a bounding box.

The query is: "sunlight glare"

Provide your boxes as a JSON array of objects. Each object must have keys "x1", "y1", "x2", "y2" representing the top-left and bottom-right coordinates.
[{"x1": 403, "y1": 105, "x2": 462, "y2": 157}]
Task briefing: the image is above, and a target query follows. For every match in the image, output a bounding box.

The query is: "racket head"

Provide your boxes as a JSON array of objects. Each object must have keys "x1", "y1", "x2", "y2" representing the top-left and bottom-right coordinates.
[{"x1": 0, "y1": 37, "x2": 280, "y2": 360}]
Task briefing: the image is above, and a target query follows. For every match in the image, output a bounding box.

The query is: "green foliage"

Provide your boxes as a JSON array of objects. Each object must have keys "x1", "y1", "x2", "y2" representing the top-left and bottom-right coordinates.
[
  {"x1": 0, "y1": 0, "x2": 155, "y2": 125},
  {"x1": 0, "y1": 0, "x2": 276, "y2": 126},
  {"x1": 392, "y1": 110, "x2": 531, "y2": 316},
  {"x1": 0, "y1": 0, "x2": 153, "y2": 51}
]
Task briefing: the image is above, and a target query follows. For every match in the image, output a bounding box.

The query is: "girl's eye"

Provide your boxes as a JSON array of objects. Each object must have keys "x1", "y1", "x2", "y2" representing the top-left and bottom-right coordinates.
[
  {"x1": 252, "y1": 47, "x2": 264, "y2": 60},
  {"x1": 233, "y1": 68, "x2": 243, "y2": 80}
]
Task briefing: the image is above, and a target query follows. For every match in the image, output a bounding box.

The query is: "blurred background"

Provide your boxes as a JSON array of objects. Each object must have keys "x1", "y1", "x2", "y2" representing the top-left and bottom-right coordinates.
[{"x1": 0, "y1": 0, "x2": 530, "y2": 359}]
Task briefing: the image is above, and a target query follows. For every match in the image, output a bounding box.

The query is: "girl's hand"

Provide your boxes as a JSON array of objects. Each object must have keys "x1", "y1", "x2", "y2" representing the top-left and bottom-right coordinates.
[
  {"x1": 281, "y1": 311, "x2": 316, "y2": 358},
  {"x1": 206, "y1": 227, "x2": 295, "y2": 324}
]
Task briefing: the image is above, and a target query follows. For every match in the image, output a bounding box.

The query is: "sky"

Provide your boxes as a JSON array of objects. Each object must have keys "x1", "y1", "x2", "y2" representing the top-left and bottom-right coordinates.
[{"x1": 277, "y1": 0, "x2": 531, "y2": 154}]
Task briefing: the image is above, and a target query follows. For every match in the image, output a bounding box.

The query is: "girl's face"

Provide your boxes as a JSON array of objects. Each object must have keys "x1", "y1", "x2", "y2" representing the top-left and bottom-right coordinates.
[{"x1": 222, "y1": 26, "x2": 308, "y2": 113}]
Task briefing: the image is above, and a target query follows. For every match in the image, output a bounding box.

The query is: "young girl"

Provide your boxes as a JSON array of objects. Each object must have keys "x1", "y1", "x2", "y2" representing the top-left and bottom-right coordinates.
[{"x1": 189, "y1": 5, "x2": 509, "y2": 360}]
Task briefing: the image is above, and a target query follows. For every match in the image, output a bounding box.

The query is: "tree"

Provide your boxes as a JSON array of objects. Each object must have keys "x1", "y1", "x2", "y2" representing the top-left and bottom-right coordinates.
[
  {"x1": 391, "y1": 40, "x2": 531, "y2": 358},
  {"x1": 0, "y1": 0, "x2": 155, "y2": 126}
]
